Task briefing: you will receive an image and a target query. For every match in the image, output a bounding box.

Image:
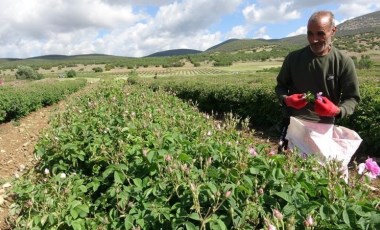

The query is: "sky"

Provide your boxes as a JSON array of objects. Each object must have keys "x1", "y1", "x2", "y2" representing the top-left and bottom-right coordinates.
[{"x1": 1, "y1": 0, "x2": 379, "y2": 58}]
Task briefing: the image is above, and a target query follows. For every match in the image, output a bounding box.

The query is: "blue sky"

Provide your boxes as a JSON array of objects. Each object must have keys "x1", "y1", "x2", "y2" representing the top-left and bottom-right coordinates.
[{"x1": 0, "y1": 0, "x2": 379, "y2": 58}]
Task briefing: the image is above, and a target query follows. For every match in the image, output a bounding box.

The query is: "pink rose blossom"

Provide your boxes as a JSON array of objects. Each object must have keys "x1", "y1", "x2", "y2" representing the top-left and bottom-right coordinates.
[
  {"x1": 225, "y1": 190, "x2": 232, "y2": 198},
  {"x1": 358, "y1": 158, "x2": 380, "y2": 179},
  {"x1": 268, "y1": 149, "x2": 276, "y2": 157},
  {"x1": 365, "y1": 158, "x2": 380, "y2": 177},
  {"x1": 316, "y1": 92, "x2": 323, "y2": 101},
  {"x1": 273, "y1": 209, "x2": 283, "y2": 220},
  {"x1": 248, "y1": 147, "x2": 257, "y2": 156},
  {"x1": 304, "y1": 215, "x2": 314, "y2": 227}
]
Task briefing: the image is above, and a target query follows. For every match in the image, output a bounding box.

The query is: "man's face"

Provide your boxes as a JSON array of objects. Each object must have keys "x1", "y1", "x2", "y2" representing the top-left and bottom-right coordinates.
[{"x1": 307, "y1": 16, "x2": 336, "y2": 56}]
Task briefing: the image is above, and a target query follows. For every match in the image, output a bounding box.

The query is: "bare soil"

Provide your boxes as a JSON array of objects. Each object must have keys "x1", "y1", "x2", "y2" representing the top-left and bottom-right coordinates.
[{"x1": 0, "y1": 104, "x2": 62, "y2": 229}]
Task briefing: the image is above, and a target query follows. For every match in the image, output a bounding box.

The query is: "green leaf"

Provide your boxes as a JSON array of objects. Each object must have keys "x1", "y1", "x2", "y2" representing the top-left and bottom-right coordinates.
[
  {"x1": 342, "y1": 209, "x2": 351, "y2": 228},
  {"x1": 215, "y1": 219, "x2": 227, "y2": 230},
  {"x1": 70, "y1": 208, "x2": 78, "y2": 219},
  {"x1": 178, "y1": 153, "x2": 192, "y2": 162},
  {"x1": 71, "y1": 219, "x2": 85, "y2": 230},
  {"x1": 189, "y1": 212, "x2": 200, "y2": 221},
  {"x1": 40, "y1": 214, "x2": 48, "y2": 226},
  {"x1": 114, "y1": 171, "x2": 125, "y2": 184},
  {"x1": 184, "y1": 221, "x2": 197, "y2": 230},
  {"x1": 124, "y1": 215, "x2": 134, "y2": 230},
  {"x1": 370, "y1": 212, "x2": 380, "y2": 223},
  {"x1": 75, "y1": 204, "x2": 89, "y2": 218},
  {"x1": 282, "y1": 204, "x2": 296, "y2": 216},
  {"x1": 102, "y1": 167, "x2": 115, "y2": 179},
  {"x1": 319, "y1": 205, "x2": 327, "y2": 220},
  {"x1": 133, "y1": 178, "x2": 143, "y2": 188},
  {"x1": 351, "y1": 205, "x2": 370, "y2": 217},
  {"x1": 71, "y1": 221, "x2": 82, "y2": 230},
  {"x1": 147, "y1": 151, "x2": 155, "y2": 163},
  {"x1": 275, "y1": 192, "x2": 292, "y2": 203},
  {"x1": 242, "y1": 175, "x2": 253, "y2": 187},
  {"x1": 249, "y1": 167, "x2": 260, "y2": 175},
  {"x1": 117, "y1": 163, "x2": 129, "y2": 171},
  {"x1": 207, "y1": 182, "x2": 217, "y2": 194}
]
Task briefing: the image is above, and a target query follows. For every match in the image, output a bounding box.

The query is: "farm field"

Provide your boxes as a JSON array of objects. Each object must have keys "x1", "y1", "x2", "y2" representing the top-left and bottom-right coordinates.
[
  {"x1": 3, "y1": 73, "x2": 378, "y2": 229},
  {"x1": 0, "y1": 57, "x2": 379, "y2": 229}
]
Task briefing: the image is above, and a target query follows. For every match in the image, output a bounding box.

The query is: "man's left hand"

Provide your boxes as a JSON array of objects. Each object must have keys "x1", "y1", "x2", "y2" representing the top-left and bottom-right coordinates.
[{"x1": 314, "y1": 96, "x2": 340, "y2": 117}]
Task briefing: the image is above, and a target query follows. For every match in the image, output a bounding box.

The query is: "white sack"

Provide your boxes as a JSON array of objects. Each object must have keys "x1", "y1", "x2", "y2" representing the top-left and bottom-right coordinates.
[{"x1": 285, "y1": 116, "x2": 362, "y2": 167}]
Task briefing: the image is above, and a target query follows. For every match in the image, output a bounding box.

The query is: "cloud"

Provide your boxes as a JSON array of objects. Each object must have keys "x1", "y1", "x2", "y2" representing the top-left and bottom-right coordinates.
[
  {"x1": 336, "y1": 2, "x2": 380, "y2": 18},
  {"x1": 226, "y1": 25, "x2": 249, "y2": 39},
  {"x1": 253, "y1": 26, "x2": 271, "y2": 39},
  {"x1": 100, "y1": 0, "x2": 173, "y2": 6},
  {"x1": 154, "y1": 0, "x2": 241, "y2": 36},
  {"x1": 243, "y1": 2, "x2": 301, "y2": 24},
  {"x1": 287, "y1": 26, "x2": 306, "y2": 37},
  {"x1": 0, "y1": 0, "x2": 243, "y2": 58},
  {"x1": 0, "y1": 0, "x2": 379, "y2": 58}
]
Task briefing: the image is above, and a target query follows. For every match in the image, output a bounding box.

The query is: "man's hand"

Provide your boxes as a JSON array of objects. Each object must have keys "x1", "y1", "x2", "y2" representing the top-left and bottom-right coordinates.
[
  {"x1": 314, "y1": 96, "x2": 339, "y2": 117},
  {"x1": 284, "y1": 94, "x2": 308, "y2": 109}
]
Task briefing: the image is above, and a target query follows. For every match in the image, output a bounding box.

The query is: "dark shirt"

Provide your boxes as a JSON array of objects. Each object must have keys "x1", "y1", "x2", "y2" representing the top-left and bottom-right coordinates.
[{"x1": 275, "y1": 45, "x2": 360, "y2": 124}]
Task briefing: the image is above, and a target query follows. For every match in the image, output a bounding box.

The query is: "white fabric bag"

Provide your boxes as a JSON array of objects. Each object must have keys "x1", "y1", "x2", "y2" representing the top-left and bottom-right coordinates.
[{"x1": 285, "y1": 116, "x2": 362, "y2": 168}]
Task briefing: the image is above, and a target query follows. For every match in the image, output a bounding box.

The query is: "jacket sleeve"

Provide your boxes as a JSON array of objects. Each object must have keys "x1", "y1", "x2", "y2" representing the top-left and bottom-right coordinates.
[
  {"x1": 338, "y1": 57, "x2": 360, "y2": 118},
  {"x1": 275, "y1": 55, "x2": 291, "y2": 106}
]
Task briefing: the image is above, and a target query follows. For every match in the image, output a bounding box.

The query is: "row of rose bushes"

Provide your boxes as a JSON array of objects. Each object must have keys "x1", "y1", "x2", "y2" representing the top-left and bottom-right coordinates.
[
  {"x1": 127, "y1": 75, "x2": 380, "y2": 157},
  {"x1": 0, "y1": 79, "x2": 87, "y2": 122},
  {"x1": 8, "y1": 80, "x2": 379, "y2": 229}
]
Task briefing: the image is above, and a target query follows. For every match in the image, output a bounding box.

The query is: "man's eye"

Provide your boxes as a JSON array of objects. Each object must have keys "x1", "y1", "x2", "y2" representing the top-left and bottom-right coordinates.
[
  {"x1": 317, "y1": 32, "x2": 325, "y2": 36},
  {"x1": 307, "y1": 32, "x2": 313, "y2": 36}
]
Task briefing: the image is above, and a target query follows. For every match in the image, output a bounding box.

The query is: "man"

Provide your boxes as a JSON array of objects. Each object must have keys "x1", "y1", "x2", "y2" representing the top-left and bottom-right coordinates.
[{"x1": 275, "y1": 10, "x2": 360, "y2": 151}]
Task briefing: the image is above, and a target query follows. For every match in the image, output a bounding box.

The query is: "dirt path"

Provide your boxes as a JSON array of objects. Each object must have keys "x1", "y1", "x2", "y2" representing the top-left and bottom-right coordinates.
[{"x1": 0, "y1": 104, "x2": 61, "y2": 229}]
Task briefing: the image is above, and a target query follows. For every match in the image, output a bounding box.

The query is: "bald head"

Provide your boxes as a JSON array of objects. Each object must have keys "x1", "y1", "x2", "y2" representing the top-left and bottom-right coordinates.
[{"x1": 308, "y1": 11, "x2": 335, "y2": 29}]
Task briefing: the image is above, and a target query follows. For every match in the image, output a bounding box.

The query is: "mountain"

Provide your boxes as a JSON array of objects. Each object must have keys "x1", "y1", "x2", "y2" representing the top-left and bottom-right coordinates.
[
  {"x1": 205, "y1": 10, "x2": 380, "y2": 54},
  {"x1": 337, "y1": 10, "x2": 380, "y2": 34},
  {"x1": 146, "y1": 49, "x2": 202, "y2": 57}
]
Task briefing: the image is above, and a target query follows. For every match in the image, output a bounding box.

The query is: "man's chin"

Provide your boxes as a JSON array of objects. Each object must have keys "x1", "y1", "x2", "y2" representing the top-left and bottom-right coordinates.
[{"x1": 310, "y1": 46, "x2": 325, "y2": 56}]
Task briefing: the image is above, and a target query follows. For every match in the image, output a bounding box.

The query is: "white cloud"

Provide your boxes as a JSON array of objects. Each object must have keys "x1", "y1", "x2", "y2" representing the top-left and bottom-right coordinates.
[
  {"x1": 243, "y1": 2, "x2": 300, "y2": 24},
  {"x1": 336, "y1": 2, "x2": 380, "y2": 18},
  {"x1": 0, "y1": 0, "x2": 241, "y2": 58},
  {"x1": 154, "y1": 0, "x2": 241, "y2": 36},
  {"x1": 287, "y1": 26, "x2": 306, "y2": 37},
  {"x1": 0, "y1": 0, "x2": 379, "y2": 58},
  {"x1": 253, "y1": 26, "x2": 271, "y2": 39},
  {"x1": 226, "y1": 25, "x2": 249, "y2": 39}
]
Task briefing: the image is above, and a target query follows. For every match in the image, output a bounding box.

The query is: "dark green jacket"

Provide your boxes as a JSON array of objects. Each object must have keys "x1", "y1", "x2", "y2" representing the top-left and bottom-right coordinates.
[{"x1": 275, "y1": 45, "x2": 360, "y2": 124}]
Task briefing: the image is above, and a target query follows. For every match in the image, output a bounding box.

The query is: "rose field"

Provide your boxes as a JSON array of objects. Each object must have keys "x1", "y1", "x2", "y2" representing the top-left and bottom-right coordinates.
[{"x1": 2, "y1": 76, "x2": 379, "y2": 229}]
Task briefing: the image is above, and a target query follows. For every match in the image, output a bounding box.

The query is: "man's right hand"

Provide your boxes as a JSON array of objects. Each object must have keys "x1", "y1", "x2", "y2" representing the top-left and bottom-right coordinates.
[{"x1": 284, "y1": 94, "x2": 308, "y2": 109}]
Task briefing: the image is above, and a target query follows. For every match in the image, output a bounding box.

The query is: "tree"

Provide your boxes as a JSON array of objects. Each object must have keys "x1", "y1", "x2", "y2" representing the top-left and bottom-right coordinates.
[
  {"x1": 357, "y1": 55, "x2": 374, "y2": 69},
  {"x1": 66, "y1": 69, "x2": 76, "y2": 78},
  {"x1": 15, "y1": 65, "x2": 43, "y2": 80},
  {"x1": 92, "y1": 67, "x2": 103, "y2": 72}
]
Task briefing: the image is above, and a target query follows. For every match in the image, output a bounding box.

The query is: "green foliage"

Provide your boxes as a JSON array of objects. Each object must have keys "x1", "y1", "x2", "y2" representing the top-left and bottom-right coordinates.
[
  {"x1": 105, "y1": 64, "x2": 115, "y2": 71},
  {"x1": 130, "y1": 72, "x2": 380, "y2": 157},
  {"x1": 356, "y1": 55, "x2": 374, "y2": 69},
  {"x1": 92, "y1": 67, "x2": 103, "y2": 72},
  {"x1": 128, "y1": 69, "x2": 138, "y2": 77},
  {"x1": 338, "y1": 85, "x2": 380, "y2": 155},
  {"x1": 66, "y1": 69, "x2": 76, "y2": 78},
  {"x1": 9, "y1": 81, "x2": 379, "y2": 229},
  {"x1": 15, "y1": 65, "x2": 43, "y2": 80},
  {"x1": 0, "y1": 79, "x2": 86, "y2": 122}
]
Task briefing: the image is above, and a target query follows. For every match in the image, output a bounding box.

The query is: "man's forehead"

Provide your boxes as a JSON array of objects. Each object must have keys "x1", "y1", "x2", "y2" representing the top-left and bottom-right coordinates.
[{"x1": 308, "y1": 15, "x2": 330, "y2": 27}]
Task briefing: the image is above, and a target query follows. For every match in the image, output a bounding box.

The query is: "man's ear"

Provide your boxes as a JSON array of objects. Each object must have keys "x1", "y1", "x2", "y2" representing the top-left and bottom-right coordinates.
[{"x1": 331, "y1": 26, "x2": 337, "y2": 36}]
